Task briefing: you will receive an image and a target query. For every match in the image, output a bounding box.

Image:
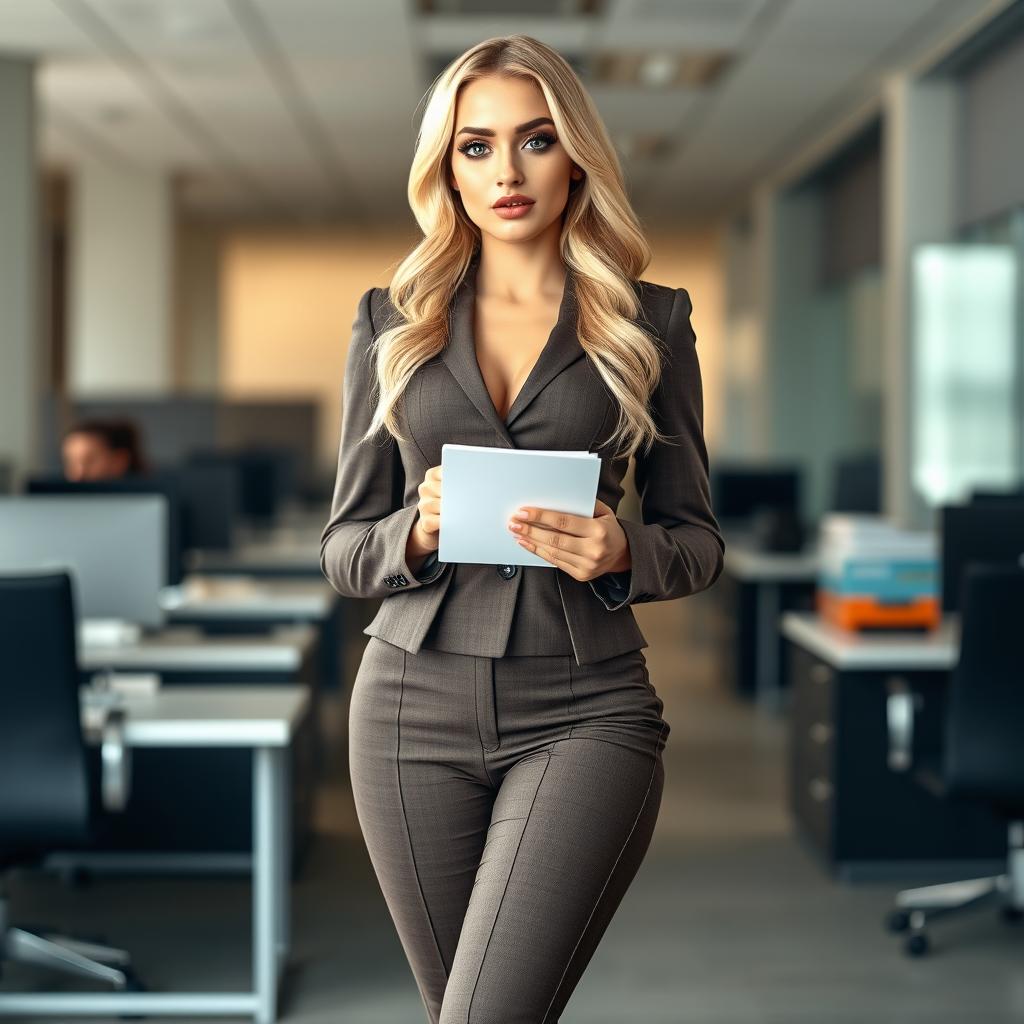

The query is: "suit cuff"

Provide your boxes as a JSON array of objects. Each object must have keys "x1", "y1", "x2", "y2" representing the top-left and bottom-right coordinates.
[
  {"x1": 588, "y1": 570, "x2": 632, "y2": 610},
  {"x1": 412, "y1": 549, "x2": 446, "y2": 584},
  {"x1": 587, "y1": 518, "x2": 658, "y2": 611},
  {"x1": 381, "y1": 504, "x2": 449, "y2": 594}
]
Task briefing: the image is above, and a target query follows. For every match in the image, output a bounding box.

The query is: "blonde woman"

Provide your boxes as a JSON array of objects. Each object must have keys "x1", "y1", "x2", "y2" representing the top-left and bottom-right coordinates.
[{"x1": 320, "y1": 34, "x2": 724, "y2": 1024}]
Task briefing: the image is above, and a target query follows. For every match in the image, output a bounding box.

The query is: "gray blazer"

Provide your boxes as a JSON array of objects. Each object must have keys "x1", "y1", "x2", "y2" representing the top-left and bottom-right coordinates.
[{"x1": 319, "y1": 252, "x2": 725, "y2": 666}]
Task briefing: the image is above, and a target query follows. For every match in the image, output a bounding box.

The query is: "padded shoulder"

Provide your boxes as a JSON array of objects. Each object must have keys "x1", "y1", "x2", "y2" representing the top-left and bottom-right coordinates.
[
  {"x1": 368, "y1": 284, "x2": 408, "y2": 336},
  {"x1": 634, "y1": 277, "x2": 679, "y2": 340}
]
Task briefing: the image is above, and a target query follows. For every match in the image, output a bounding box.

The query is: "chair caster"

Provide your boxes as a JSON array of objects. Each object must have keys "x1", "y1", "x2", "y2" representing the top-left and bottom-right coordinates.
[
  {"x1": 886, "y1": 909, "x2": 911, "y2": 933},
  {"x1": 1000, "y1": 905, "x2": 1024, "y2": 924},
  {"x1": 905, "y1": 932, "x2": 930, "y2": 957}
]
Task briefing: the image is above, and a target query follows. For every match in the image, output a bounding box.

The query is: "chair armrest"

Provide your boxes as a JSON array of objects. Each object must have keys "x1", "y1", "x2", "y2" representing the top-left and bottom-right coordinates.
[
  {"x1": 100, "y1": 707, "x2": 132, "y2": 812},
  {"x1": 885, "y1": 675, "x2": 923, "y2": 772}
]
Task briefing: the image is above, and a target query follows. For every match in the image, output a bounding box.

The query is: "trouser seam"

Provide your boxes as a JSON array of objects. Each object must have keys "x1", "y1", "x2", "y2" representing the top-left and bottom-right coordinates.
[
  {"x1": 566, "y1": 655, "x2": 576, "y2": 743},
  {"x1": 396, "y1": 647, "x2": 450, "y2": 989},
  {"x1": 467, "y1": 747, "x2": 553, "y2": 1021},
  {"x1": 540, "y1": 718, "x2": 668, "y2": 1024}
]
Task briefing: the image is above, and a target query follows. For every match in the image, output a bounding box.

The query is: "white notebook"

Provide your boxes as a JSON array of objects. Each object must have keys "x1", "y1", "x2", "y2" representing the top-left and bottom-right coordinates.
[{"x1": 438, "y1": 443, "x2": 601, "y2": 567}]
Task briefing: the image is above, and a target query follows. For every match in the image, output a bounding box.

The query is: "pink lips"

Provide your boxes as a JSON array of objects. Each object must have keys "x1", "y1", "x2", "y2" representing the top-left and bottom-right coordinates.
[{"x1": 493, "y1": 196, "x2": 535, "y2": 219}]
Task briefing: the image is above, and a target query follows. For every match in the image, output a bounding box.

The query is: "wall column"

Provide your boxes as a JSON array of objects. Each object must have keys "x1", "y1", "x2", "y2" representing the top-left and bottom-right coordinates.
[
  {"x1": 0, "y1": 57, "x2": 41, "y2": 488},
  {"x1": 881, "y1": 72, "x2": 959, "y2": 529},
  {"x1": 68, "y1": 160, "x2": 174, "y2": 394}
]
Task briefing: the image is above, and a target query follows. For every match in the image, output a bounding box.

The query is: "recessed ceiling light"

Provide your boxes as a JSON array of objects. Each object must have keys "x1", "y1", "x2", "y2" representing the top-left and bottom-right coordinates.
[
  {"x1": 638, "y1": 54, "x2": 679, "y2": 88},
  {"x1": 593, "y1": 50, "x2": 731, "y2": 88},
  {"x1": 418, "y1": 0, "x2": 603, "y2": 14}
]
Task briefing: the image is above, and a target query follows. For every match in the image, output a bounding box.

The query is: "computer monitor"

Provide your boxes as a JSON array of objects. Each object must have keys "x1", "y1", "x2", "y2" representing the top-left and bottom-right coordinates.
[
  {"x1": 173, "y1": 462, "x2": 241, "y2": 551},
  {"x1": 940, "y1": 502, "x2": 1024, "y2": 613},
  {"x1": 25, "y1": 473, "x2": 185, "y2": 585},
  {"x1": 831, "y1": 453, "x2": 881, "y2": 513},
  {"x1": 969, "y1": 487, "x2": 1024, "y2": 504},
  {"x1": 0, "y1": 496, "x2": 167, "y2": 627},
  {"x1": 711, "y1": 465, "x2": 801, "y2": 522},
  {"x1": 186, "y1": 447, "x2": 292, "y2": 524}
]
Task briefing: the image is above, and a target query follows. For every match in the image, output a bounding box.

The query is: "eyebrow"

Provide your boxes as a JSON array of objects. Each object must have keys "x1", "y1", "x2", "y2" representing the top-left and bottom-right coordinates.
[{"x1": 456, "y1": 117, "x2": 555, "y2": 138}]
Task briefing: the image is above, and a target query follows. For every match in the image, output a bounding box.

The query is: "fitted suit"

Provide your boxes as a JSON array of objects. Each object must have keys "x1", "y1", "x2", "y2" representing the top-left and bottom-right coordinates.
[{"x1": 320, "y1": 250, "x2": 724, "y2": 1023}]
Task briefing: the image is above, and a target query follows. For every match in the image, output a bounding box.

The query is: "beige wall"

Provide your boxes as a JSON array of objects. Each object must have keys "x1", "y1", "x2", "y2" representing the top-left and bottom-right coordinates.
[
  {"x1": 218, "y1": 227, "x2": 725, "y2": 478},
  {"x1": 645, "y1": 227, "x2": 726, "y2": 451}
]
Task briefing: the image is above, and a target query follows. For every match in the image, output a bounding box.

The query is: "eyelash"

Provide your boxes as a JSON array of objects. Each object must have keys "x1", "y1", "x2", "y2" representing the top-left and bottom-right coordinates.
[{"x1": 456, "y1": 132, "x2": 558, "y2": 159}]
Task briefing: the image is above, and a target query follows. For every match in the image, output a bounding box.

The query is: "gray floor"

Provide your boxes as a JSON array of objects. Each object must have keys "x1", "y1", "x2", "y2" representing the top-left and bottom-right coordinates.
[{"x1": 3, "y1": 594, "x2": 1023, "y2": 1022}]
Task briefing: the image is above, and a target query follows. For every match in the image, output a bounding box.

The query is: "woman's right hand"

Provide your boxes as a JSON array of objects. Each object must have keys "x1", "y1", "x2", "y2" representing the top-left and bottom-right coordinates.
[{"x1": 408, "y1": 464, "x2": 442, "y2": 558}]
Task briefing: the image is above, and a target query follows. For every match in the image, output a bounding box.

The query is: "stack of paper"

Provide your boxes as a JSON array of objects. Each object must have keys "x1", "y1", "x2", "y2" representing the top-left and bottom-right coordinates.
[{"x1": 438, "y1": 444, "x2": 600, "y2": 567}]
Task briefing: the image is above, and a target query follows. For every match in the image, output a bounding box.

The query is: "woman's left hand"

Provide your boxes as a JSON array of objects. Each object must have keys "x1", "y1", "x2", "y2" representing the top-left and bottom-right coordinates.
[{"x1": 506, "y1": 498, "x2": 631, "y2": 581}]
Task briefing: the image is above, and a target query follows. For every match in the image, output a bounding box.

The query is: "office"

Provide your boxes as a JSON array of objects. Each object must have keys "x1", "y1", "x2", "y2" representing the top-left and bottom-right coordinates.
[{"x1": 0, "y1": 1, "x2": 1022, "y2": 1021}]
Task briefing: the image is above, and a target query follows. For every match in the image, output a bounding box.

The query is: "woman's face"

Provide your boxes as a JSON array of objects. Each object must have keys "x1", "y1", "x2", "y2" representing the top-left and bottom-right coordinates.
[
  {"x1": 449, "y1": 74, "x2": 582, "y2": 245},
  {"x1": 62, "y1": 432, "x2": 130, "y2": 481}
]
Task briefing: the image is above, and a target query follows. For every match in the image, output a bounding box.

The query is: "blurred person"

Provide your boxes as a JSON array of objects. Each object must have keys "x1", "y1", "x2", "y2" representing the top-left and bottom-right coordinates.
[
  {"x1": 320, "y1": 34, "x2": 723, "y2": 1023},
  {"x1": 61, "y1": 418, "x2": 148, "y2": 481}
]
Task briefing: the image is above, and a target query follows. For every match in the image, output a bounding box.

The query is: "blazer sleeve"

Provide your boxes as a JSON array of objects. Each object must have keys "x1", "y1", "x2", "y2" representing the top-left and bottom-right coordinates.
[
  {"x1": 588, "y1": 286, "x2": 725, "y2": 611},
  {"x1": 319, "y1": 286, "x2": 449, "y2": 600}
]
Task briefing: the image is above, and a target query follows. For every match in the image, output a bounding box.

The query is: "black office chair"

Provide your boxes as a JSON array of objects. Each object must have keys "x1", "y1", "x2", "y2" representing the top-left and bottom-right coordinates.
[
  {"x1": 0, "y1": 571, "x2": 139, "y2": 990},
  {"x1": 885, "y1": 562, "x2": 1024, "y2": 956}
]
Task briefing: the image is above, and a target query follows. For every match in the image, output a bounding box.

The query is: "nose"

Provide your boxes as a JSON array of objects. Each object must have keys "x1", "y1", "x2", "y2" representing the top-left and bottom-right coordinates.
[{"x1": 497, "y1": 151, "x2": 522, "y2": 188}]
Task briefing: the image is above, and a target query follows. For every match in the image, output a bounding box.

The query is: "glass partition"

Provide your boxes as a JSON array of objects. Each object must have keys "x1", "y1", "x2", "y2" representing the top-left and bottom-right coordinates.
[{"x1": 911, "y1": 240, "x2": 1020, "y2": 505}]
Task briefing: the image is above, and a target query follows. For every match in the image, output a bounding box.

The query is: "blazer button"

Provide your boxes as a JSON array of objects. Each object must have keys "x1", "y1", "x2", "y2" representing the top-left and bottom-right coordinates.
[{"x1": 497, "y1": 564, "x2": 518, "y2": 580}]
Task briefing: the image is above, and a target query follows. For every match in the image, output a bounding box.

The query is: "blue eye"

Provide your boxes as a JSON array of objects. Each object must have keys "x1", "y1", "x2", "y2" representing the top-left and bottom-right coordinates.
[{"x1": 457, "y1": 132, "x2": 558, "y2": 159}]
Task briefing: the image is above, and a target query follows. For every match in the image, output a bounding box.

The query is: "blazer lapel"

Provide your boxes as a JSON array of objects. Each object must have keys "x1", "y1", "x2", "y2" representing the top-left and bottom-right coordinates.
[{"x1": 442, "y1": 251, "x2": 585, "y2": 447}]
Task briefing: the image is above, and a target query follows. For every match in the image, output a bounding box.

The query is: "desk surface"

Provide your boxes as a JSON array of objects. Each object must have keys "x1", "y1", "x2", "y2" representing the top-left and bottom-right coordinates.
[
  {"x1": 780, "y1": 611, "x2": 960, "y2": 671},
  {"x1": 81, "y1": 684, "x2": 311, "y2": 747},
  {"x1": 723, "y1": 535, "x2": 820, "y2": 582},
  {"x1": 187, "y1": 539, "x2": 321, "y2": 575},
  {"x1": 80, "y1": 623, "x2": 316, "y2": 672},
  {"x1": 164, "y1": 576, "x2": 335, "y2": 619}
]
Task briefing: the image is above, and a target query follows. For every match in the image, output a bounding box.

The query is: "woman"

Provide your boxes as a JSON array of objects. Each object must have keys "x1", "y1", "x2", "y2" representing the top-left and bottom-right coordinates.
[
  {"x1": 320, "y1": 34, "x2": 724, "y2": 1024},
  {"x1": 62, "y1": 418, "x2": 148, "y2": 481}
]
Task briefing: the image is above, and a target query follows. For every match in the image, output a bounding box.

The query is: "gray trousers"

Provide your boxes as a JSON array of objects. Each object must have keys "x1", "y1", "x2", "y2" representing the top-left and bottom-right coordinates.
[{"x1": 348, "y1": 636, "x2": 670, "y2": 1023}]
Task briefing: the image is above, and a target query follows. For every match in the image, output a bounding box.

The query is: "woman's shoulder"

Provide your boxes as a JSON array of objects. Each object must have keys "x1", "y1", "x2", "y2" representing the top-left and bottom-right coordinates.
[
  {"x1": 365, "y1": 284, "x2": 406, "y2": 334},
  {"x1": 633, "y1": 277, "x2": 687, "y2": 339}
]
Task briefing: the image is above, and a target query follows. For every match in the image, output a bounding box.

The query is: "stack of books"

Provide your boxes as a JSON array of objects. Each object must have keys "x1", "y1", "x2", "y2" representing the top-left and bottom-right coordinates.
[{"x1": 816, "y1": 514, "x2": 939, "y2": 631}]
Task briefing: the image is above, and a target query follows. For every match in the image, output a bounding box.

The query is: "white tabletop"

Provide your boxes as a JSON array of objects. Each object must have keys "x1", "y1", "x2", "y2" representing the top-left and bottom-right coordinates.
[
  {"x1": 80, "y1": 623, "x2": 316, "y2": 672},
  {"x1": 163, "y1": 576, "x2": 335, "y2": 619},
  {"x1": 81, "y1": 684, "x2": 311, "y2": 747},
  {"x1": 722, "y1": 534, "x2": 820, "y2": 582},
  {"x1": 780, "y1": 611, "x2": 960, "y2": 670}
]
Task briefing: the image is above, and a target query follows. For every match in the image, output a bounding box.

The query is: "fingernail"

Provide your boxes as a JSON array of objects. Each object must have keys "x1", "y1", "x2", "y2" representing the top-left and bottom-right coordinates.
[{"x1": 508, "y1": 522, "x2": 521, "y2": 532}]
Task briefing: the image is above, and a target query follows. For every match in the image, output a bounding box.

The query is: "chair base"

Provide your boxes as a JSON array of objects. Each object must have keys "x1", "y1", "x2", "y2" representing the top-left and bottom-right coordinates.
[
  {"x1": 886, "y1": 820, "x2": 1024, "y2": 956},
  {"x1": 0, "y1": 892, "x2": 134, "y2": 990}
]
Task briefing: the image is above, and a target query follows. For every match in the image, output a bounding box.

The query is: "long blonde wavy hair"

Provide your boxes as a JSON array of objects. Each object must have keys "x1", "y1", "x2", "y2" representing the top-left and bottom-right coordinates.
[{"x1": 363, "y1": 34, "x2": 674, "y2": 462}]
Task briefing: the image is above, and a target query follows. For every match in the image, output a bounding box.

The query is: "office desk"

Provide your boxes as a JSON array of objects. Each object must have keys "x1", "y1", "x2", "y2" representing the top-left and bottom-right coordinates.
[
  {"x1": 0, "y1": 685, "x2": 308, "y2": 1024},
  {"x1": 166, "y1": 577, "x2": 334, "y2": 620},
  {"x1": 780, "y1": 612, "x2": 1006, "y2": 882},
  {"x1": 164, "y1": 578, "x2": 344, "y2": 691},
  {"x1": 68, "y1": 626, "x2": 319, "y2": 867},
  {"x1": 720, "y1": 536, "x2": 819, "y2": 711},
  {"x1": 80, "y1": 623, "x2": 317, "y2": 683},
  {"x1": 187, "y1": 535, "x2": 321, "y2": 579}
]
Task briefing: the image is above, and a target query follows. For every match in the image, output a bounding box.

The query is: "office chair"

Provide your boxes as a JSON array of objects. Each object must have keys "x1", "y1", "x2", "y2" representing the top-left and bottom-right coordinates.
[
  {"x1": 0, "y1": 571, "x2": 140, "y2": 990},
  {"x1": 885, "y1": 563, "x2": 1024, "y2": 956}
]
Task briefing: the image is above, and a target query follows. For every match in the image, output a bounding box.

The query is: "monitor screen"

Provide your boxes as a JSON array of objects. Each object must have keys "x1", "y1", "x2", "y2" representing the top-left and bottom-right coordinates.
[
  {"x1": 26, "y1": 473, "x2": 185, "y2": 586},
  {"x1": 0, "y1": 495, "x2": 167, "y2": 628},
  {"x1": 940, "y1": 502, "x2": 1024, "y2": 613},
  {"x1": 712, "y1": 466, "x2": 801, "y2": 521}
]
